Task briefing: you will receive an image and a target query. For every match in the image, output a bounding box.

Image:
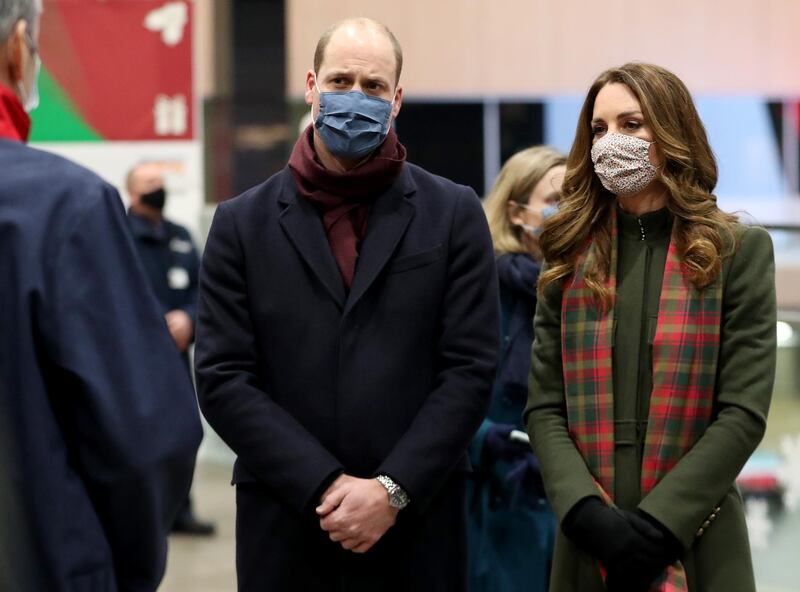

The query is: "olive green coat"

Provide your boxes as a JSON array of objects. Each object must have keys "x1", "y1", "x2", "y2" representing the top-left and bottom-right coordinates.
[{"x1": 524, "y1": 208, "x2": 776, "y2": 592}]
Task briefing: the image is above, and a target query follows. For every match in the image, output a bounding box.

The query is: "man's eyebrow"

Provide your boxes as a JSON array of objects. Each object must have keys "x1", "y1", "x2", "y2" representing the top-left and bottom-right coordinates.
[{"x1": 324, "y1": 69, "x2": 355, "y2": 78}]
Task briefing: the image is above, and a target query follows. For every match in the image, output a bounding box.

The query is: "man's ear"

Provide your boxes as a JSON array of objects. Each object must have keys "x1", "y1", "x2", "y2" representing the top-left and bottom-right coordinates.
[
  {"x1": 304, "y1": 69, "x2": 316, "y2": 107},
  {"x1": 391, "y1": 85, "x2": 403, "y2": 119},
  {"x1": 6, "y1": 20, "x2": 29, "y2": 83}
]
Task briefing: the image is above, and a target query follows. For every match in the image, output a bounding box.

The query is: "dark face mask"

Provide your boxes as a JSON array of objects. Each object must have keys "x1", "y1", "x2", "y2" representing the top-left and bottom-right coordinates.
[{"x1": 140, "y1": 187, "x2": 166, "y2": 211}]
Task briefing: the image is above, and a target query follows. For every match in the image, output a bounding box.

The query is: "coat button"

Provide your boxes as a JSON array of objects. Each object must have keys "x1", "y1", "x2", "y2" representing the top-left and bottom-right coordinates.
[
  {"x1": 702, "y1": 520, "x2": 711, "y2": 529},
  {"x1": 696, "y1": 527, "x2": 705, "y2": 537},
  {"x1": 709, "y1": 514, "x2": 717, "y2": 521}
]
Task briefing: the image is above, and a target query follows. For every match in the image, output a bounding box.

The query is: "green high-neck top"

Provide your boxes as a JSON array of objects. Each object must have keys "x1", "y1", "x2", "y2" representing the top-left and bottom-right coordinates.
[{"x1": 613, "y1": 205, "x2": 672, "y2": 510}]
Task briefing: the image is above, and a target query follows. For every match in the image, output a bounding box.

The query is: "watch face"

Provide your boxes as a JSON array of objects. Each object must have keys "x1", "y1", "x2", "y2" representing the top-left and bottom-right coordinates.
[{"x1": 390, "y1": 489, "x2": 408, "y2": 509}]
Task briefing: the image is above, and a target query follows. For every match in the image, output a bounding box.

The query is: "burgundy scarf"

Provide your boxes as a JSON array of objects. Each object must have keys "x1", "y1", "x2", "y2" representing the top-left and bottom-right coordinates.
[
  {"x1": 288, "y1": 124, "x2": 406, "y2": 290},
  {"x1": 0, "y1": 82, "x2": 31, "y2": 142}
]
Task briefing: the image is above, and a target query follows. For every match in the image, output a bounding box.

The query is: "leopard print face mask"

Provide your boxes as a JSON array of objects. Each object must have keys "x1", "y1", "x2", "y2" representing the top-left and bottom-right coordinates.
[{"x1": 590, "y1": 132, "x2": 658, "y2": 196}]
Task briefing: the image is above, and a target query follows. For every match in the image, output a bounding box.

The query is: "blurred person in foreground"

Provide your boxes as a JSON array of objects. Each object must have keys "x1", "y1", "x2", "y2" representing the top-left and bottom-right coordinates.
[
  {"x1": 0, "y1": 1, "x2": 203, "y2": 590},
  {"x1": 195, "y1": 17, "x2": 499, "y2": 591},
  {"x1": 468, "y1": 146, "x2": 566, "y2": 592},
  {"x1": 525, "y1": 62, "x2": 776, "y2": 592},
  {"x1": 126, "y1": 162, "x2": 215, "y2": 536}
]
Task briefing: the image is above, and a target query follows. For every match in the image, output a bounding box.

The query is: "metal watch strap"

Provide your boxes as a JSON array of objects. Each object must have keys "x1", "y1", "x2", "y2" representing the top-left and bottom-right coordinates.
[{"x1": 376, "y1": 474, "x2": 410, "y2": 510}]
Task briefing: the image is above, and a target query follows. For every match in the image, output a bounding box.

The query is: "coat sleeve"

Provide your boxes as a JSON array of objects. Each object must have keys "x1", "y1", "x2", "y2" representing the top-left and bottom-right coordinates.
[
  {"x1": 44, "y1": 183, "x2": 203, "y2": 591},
  {"x1": 376, "y1": 187, "x2": 499, "y2": 511},
  {"x1": 638, "y1": 226, "x2": 776, "y2": 550},
  {"x1": 179, "y1": 227, "x2": 201, "y2": 326},
  {"x1": 194, "y1": 202, "x2": 344, "y2": 514},
  {"x1": 468, "y1": 418, "x2": 494, "y2": 470},
  {"x1": 523, "y1": 269, "x2": 601, "y2": 522}
]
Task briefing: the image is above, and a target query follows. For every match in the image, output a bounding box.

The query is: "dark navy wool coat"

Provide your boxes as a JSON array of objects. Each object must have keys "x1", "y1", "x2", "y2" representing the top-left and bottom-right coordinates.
[
  {"x1": 195, "y1": 164, "x2": 500, "y2": 591},
  {"x1": 0, "y1": 139, "x2": 203, "y2": 591}
]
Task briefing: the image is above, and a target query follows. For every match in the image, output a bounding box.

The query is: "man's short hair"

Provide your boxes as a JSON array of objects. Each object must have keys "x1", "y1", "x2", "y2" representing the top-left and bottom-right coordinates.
[
  {"x1": 0, "y1": 0, "x2": 42, "y2": 44},
  {"x1": 313, "y1": 18, "x2": 403, "y2": 86}
]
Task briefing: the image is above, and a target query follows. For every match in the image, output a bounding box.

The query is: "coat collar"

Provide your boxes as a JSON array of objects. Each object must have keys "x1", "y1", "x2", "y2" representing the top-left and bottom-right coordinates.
[{"x1": 278, "y1": 165, "x2": 417, "y2": 312}]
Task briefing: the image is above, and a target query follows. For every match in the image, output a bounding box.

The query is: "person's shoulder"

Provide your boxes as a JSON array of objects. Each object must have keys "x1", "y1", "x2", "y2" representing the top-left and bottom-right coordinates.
[
  {"x1": 1, "y1": 141, "x2": 119, "y2": 216},
  {"x1": 163, "y1": 217, "x2": 192, "y2": 238},
  {"x1": 722, "y1": 221, "x2": 774, "y2": 281},
  {"x1": 727, "y1": 221, "x2": 773, "y2": 257},
  {"x1": 217, "y1": 167, "x2": 291, "y2": 217},
  {"x1": 404, "y1": 162, "x2": 477, "y2": 201},
  {"x1": 3, "y1": 141, "x2": 111, "y2": 192}
]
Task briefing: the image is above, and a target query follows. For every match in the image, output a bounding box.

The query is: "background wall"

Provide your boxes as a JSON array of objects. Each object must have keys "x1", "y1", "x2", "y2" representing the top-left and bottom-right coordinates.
[{"x1": 287, "y1": 0, "x2": 800, "y2": 98}]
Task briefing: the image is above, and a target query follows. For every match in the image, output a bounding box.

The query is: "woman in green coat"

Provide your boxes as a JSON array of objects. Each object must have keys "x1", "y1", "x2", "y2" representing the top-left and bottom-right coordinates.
[{"x1": 524, "y1": 63, "x2": 776, "y2": 592}]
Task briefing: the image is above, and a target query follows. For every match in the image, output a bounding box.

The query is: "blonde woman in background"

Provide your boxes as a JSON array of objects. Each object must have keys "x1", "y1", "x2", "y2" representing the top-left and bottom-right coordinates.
[{"x1": 467, "y1": 146, "x2": 566, "y2": 592}]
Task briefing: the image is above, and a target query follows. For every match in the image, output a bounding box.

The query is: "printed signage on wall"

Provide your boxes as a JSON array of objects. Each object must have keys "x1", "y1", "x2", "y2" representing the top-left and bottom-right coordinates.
[{"x1": 31, "y1": 0, "x2": 194, "y2": 142}]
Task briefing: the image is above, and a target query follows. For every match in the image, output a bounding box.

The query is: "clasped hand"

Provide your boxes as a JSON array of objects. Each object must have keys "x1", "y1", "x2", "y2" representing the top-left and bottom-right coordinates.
[
  {"x1": 316, "y1": 474, "x2": 399, "y2": 554},
  {"x1": 563, "y1": 497, "x2": 683, "y2": 592}
]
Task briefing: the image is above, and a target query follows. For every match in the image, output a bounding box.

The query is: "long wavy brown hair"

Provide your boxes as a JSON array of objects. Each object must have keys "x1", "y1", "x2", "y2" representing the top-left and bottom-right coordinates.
[{"x1": 538, "y1": 63, "x2": 738, "y2": 309}]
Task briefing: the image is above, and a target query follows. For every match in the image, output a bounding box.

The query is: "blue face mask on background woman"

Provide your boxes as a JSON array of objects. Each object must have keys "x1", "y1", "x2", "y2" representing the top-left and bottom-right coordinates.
[
  {"x1": 518, "y1": 203, "x2": 559, "y2": 237},
  {"x1": 313, "y1": 76, "x2": 395, "y2": 160}
]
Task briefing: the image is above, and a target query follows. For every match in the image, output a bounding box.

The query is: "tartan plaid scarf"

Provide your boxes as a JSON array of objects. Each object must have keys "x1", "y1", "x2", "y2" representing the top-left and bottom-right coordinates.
[{"x1": 561, "y1": 210, "x2": 723, "y2": 591}]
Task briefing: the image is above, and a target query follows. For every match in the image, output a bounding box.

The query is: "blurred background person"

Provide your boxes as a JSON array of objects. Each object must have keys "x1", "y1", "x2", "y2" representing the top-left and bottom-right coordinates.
[
  {"x1": 526, "y1": 63, "x2": 776, "y2": 592},
  {"x1": 468, "y1": 146, "x2": 565, "y2": 592},
  {"x1": 126, "y1": 161, "x2": 216, "y2": 536},
  {"x1": 0, "y1": 0, "x2": 203, "y2": 590}
]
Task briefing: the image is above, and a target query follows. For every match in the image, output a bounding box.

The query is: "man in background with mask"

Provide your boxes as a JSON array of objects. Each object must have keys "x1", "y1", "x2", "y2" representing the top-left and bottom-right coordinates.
[
  {"x1": 195, "y1": 17, "x2": 499, "y2": 591},
  {"x1": 125, "y1": 162, "x2": 215, "y2": 536},
  {"x1": 0, "y1": 1, "x2": 203, "y2": 590}
]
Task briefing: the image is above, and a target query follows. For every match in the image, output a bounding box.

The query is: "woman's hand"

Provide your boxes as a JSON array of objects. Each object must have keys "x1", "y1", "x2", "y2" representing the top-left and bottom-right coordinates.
[{"x1": 563, "y1": 497, "x2": 682, "y2": 590}]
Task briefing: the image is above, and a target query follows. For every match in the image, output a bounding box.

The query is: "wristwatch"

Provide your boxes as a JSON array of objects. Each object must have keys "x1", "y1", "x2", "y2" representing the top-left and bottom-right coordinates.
[{"x1": 376, "y1": 474, "x2": 410, "y2": 510}]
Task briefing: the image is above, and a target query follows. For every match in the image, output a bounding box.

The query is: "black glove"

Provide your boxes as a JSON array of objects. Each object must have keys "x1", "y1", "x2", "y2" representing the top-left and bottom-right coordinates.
[
  {"x1": 504, "y1": 452, "x2": 546, "y2": 507},
  {"x1": 563, "y1": 498, "x2": 683, "y2": 592},
  {"x1": 605, "y1": 511, "x2": 684, "y2": 592},
  {"x1": 482, "y1": 423, "x2": 530, "y2": 462}
]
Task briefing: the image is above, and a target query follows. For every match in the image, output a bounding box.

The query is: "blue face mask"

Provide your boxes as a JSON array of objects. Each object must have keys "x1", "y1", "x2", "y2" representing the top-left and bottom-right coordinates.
[
  {"x1": 518, "y1": 203, "x2": 559, "y2": 237},
  {"x1": 540, "y1": 204, "x2": 559, "y2": 223},
  {"x1": 313, "y1": 77, "x2": 395, "y2": 160}
]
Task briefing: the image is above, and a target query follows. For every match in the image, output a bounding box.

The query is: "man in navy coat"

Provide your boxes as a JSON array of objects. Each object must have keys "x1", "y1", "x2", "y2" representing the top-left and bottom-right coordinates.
[
  {"x1": 0, "y1": 2, "x2": 203, "y2": 590},
  {"x1": 195, "y1": 17, "x2": 499, "y2": 592}
]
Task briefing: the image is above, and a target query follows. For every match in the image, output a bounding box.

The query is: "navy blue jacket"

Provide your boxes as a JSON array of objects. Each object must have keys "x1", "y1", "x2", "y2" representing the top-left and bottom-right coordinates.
[
  {"x1": 0, "y1": 139, "x2": 203, "y2": 592},
  {"x1": 195, "y1": 164, "x2": 499, "y2": 590},
  {"x1": 126, "y1": 212, "x2": 200, "y2": 323},
  {"x1": 467, "y1": 253, "x2": 556, "y2": 592}
]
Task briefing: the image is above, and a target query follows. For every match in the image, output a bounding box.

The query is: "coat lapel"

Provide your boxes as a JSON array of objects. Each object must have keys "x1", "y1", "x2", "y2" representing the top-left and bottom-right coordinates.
[
  {"x1": 344, "y1": 167, "x2": 416, "y2": 316},
  {"x1": 278, "y1": 171, "x2": 347, "y2": 309}
]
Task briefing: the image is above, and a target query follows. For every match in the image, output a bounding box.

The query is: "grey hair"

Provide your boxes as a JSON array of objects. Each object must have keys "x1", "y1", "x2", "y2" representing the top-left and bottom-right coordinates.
[{"x1": 0, "y1": 0, "x2": 42, "y2": 45}]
